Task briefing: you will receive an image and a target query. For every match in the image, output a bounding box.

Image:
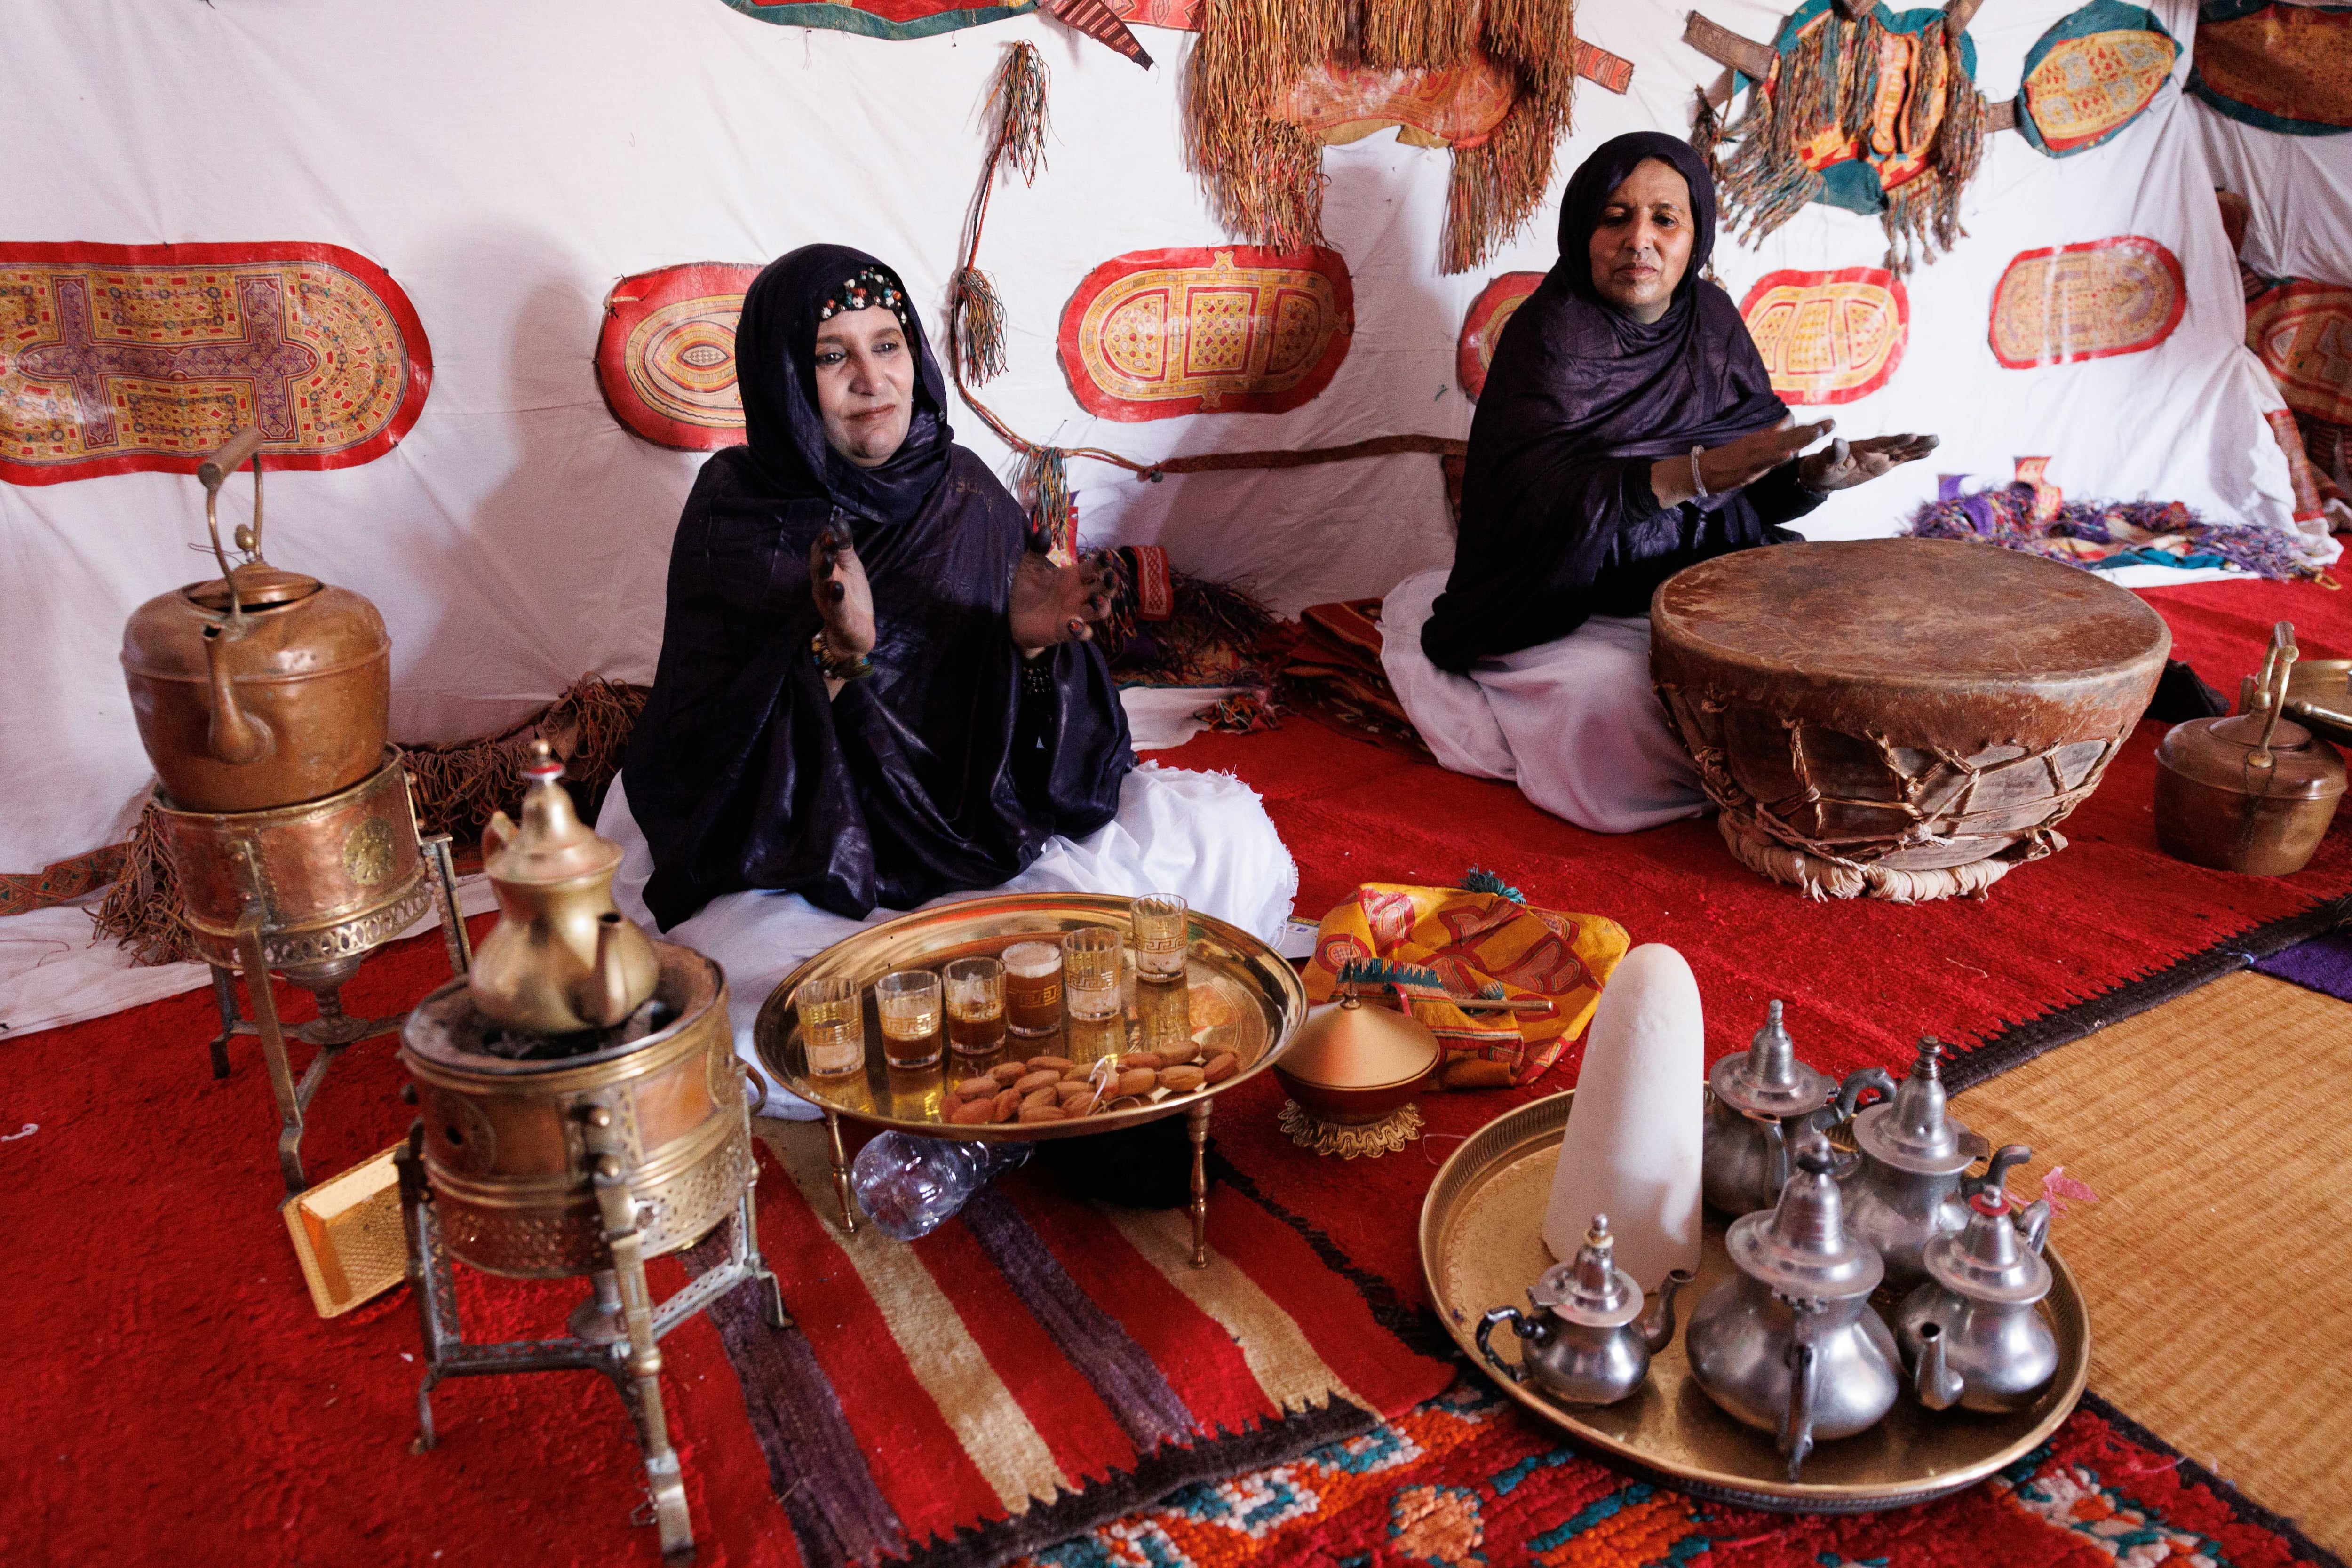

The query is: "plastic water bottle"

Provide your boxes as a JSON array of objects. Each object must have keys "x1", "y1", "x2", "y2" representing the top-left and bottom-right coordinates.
[{"x1": 850, "y1": 1133, "x2": 1033, "y2": 1240}]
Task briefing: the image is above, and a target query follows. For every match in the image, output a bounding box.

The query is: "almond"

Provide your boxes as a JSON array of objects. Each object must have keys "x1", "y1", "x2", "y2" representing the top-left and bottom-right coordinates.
[
  {"x1": 1120, "y1": 1051, "x2": 1164, "y2": 1071},
  {"x1": 1115, "y1": 1067, "x2": 1159, "y2": 1098},
  {"x1": 1202, "y1": 1051, "x2": 1239, "y2": 1084},
  {"x1": 1017, "y1": 1105, "x2": 1068, "y2": 1123},
  {"x1": 1015, "y1": 1068, "x2": 1063, "y2": 1094},
  {"x1": 991, "y1": 1088, "x2": 1023, "y2": 1121},
  {"x1": 1022, "y1": 1086, "x2": 1061, "y2": 1112},
  {"x1": 948, "y1": 1098, "x2": 997, "y2": 1126},
  {"x1": 1026, "y1": 1055, "x2": 1076, "y2": 1074},
  {"x1": 1056, "y1": 1081, "x2": 1097, "y2": 1109},
  {"x1": 991, "y1": 1061, "x2": 1030, "y2": 1086},
  {"x1": 1158, "y1": 1065, "x2": 1206, "y2": 1093},
  {"x1": 1155, "y1": 1038, "x2": 1202, "y2": 1066},
  {"x1": 954, "y1": 1076, "x2": 999, "y2": 1100},
  {"x1": 1444, "y1": 1059, "x2": 1517, "y2": 1090}
]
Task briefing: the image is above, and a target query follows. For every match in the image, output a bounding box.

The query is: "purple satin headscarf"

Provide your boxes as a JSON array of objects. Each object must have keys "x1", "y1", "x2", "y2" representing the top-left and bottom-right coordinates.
[{"x1": 1422, "y1": 133, "x2": 1795, "y2": 671}]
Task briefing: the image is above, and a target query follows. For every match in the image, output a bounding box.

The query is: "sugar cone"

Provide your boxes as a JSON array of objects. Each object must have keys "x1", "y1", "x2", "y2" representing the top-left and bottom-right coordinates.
[{"x1": 1542, "y1": 943, "x2": 1704, "y2": 1288}]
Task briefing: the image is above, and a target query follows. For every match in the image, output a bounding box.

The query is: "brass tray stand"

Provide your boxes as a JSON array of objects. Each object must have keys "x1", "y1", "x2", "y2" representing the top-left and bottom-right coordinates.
[
  {"x1": 396, "y1": 1105, "x2": 786, "y2": 1564},
  {"x1": 204, "y1": 832, "x2": 473, "y2": 1196}
]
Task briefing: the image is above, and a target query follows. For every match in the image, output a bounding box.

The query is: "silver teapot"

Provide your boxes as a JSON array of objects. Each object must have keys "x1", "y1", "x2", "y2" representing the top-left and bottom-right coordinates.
[
  {"x1": 1687, "y1": 1135, "x2": 1901, "y2": 1479},
  {"x1": 1897, "y1": 1152, "x2": 2058, "y2": 1414},
  {"x1": 1840, "y1": 1037, "x2": 1998, "y2": 1290},
  {"x1": 1704, "y1": 1001, "x2": 1893, "y2": 1215},
  {"x1": 1477, "y1": 1215, "x2": 1691, "y2": 1407}
]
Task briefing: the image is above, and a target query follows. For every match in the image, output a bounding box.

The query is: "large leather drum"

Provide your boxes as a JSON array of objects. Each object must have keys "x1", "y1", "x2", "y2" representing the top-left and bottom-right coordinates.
[{"x1": 1651, "y1": 539, "x2": 2169, "y2": 900}]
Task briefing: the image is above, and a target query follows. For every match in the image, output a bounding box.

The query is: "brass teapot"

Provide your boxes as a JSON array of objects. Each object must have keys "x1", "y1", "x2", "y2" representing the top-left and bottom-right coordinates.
[
  {"x1": 1477, "y1": 1215, "x2": 1691, "y2": 1407},
  {"x1": 1895, "y1": 1154, "x2": 2058, "y2": 1415},
  {"x1": 1703, "y1": 1001, "x2": 1891, "y2": 1215},
  {"x1": 2155, "y1": 621, "x2": 2346, "y2": 876},
  {"x1": 469, "y1": 741, "x2": 659, "y2": 1036},
  {"x1": 120, "y1": 428, "x2": 390, "y2": 812}
]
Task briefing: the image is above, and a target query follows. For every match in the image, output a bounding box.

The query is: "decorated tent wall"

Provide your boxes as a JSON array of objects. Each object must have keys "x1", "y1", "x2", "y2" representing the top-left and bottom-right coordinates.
[{"x1": 0, "y1": 0, "x2": 2315, "y2": 887}]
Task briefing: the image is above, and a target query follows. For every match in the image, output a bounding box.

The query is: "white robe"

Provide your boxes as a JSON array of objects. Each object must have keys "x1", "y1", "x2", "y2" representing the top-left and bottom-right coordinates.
[
  {"x1": 599, "y1": 763, "x2": 1298, "y2": 1118},
  {"x1": 1378, "y1": 567, "x2": 1708, "y2": 835}
]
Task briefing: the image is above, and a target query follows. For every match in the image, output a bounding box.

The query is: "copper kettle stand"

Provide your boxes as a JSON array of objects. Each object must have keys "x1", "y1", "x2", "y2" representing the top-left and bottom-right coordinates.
[{"x1": 163, "y1": 751, "x2": 473, "y2": 1195}]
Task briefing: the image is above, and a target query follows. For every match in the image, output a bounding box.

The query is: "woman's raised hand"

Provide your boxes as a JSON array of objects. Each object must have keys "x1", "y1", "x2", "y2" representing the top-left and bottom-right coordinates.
[
  {"x1": 1010, "y1": 547, "x2": 1117, "y2": 656},
  {"x1": 809, "y1": 526, "x2": 876, "y2": 659},
  {"x1": 1798, "y1": 432, "x2": 1940, "y2": 493}
]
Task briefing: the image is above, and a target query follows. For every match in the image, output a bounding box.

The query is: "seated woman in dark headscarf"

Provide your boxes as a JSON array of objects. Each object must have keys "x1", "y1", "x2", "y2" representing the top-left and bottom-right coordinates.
[
  {"x1": 600, "y1": 245, "x2": 1295, "y2": 1101},
  {"x1": 1382, "y1": 133, "x2": 1936, "y2": 833}
]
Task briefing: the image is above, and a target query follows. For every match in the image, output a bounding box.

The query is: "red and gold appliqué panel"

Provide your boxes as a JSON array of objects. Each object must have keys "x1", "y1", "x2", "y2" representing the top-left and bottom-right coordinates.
[
  {"x1": 1455, "y1": 271, "x2": 1544, "y2": 401},
  {"x1": 2020, "y1": 26, "x2": 2177, "y2": 154},
  {"x1": 2192, "y1": 3, "x2": 2352, "y2": 133},
  {"x1": 2247, "y1": 279, "x2": 2352, "y2": 428},
  {"x1": 0, "y1": 242, "x2": 430, "y2": 486},
  {"x1": 1274, "y1": 54, "x2": 1518, "y2": 147},
  {"x1": 1058, "y1": 247, "x2": 1353, "y2": 421},
  {"x1": 1988, "y1": 236, "x2": 2185, "y2": 369},
  {"x1": 597, "y1": 263, "x2": 764, "y2": 450},
  {"x1": 1739, "y1": 267, "x2": 1908, "y2": 406}
]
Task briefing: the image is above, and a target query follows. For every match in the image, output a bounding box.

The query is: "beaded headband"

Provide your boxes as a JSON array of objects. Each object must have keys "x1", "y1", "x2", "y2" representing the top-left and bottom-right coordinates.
[{"x1": 816, "y1": 267, "x2": 912, "y2": 332}]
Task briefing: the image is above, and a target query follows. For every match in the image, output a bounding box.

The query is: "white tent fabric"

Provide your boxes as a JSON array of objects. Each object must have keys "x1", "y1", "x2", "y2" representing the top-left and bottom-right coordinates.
[
  {"x1": 2190, "y1": 94, "x2": 2352, "y2": 285},
  {"x1": 0, "y1": 0, "x2": 2328, "y2": 1033}
]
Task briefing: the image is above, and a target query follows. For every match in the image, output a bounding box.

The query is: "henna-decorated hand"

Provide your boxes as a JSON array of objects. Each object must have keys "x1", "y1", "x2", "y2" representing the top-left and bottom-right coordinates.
[
  {"x1": 809, "y1": 525, "x2": 875, "y2": 659},
  {"x1": 1799, "y1": 433, "x2": 1940, "y2": 493},
  {"x1": 1009, "y1": 548, "x2": 1116, "y2": 655}
]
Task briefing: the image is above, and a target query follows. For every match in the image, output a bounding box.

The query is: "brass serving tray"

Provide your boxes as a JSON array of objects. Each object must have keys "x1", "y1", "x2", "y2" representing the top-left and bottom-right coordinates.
[
  {"x1": 754, "y1": 893, "x2": 1307, "y2": 1141},
  {"x1": 2281, "y1": 658, "x2": 2352, "y2": 746},
  {"x1": 1420, "y1": 1091, "x2": 2090, "y2": 1513}
]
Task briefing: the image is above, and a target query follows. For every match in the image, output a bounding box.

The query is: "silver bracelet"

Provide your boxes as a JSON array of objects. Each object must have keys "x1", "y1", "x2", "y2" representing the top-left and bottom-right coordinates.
[{"x1": 1689, "y1": 446, "x2": 1709, "y2": 501}]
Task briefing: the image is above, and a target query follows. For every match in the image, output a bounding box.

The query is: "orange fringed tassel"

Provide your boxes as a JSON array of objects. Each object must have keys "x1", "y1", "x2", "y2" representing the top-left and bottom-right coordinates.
[
  {"x1": 89, "y1": 799, "x2": 194, "y2": 967},
  {"x1": 1358, "y1": 0, "x2": 1478, "y2": 72},
  {"x1": 1185, "y1": 0, "x2": 1350, "y2": 251},
  {"x1": 1445, "y1": 0, "x2": 1577, "y2": 273}
]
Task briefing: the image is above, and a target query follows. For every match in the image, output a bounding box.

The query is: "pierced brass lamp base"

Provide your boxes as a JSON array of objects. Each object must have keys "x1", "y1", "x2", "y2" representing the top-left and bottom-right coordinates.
[{"x1": 1278, "y1": 1098, "x2": 1423, "y2": 1159}]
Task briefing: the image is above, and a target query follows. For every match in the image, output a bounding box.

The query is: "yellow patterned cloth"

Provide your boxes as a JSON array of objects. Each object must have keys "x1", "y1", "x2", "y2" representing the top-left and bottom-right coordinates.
[{"x1": 1303, "y1": 883, "x2": 1629, "y2": 1084}]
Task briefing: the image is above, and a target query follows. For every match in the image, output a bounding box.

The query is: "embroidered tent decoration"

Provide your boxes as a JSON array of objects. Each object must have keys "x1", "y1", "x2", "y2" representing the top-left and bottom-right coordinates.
[
  {"x1": 720, "y1": 0, "x2": 1152, "y2": 64},
  {"x1": 1057, "y1": 246, "x2": 1353, "y2": 421},
  {"x1": 2247, "y1": 279, "x2": 2352, "y2": 511},
  {"x1": 1700, "y1": 0, "x2": 1990, "y2": 274},
  {"x1": 1455, "y1": 271, "x2": 1543, "y2": 400},
  {"x1": 596, "y1": 263, "x2": 764, "y2": 450},
  {"x1": 0, "y1": 241, "x2": 432, "y2": 487},
  {"x1": 2015, "y1": 1, "x2": 2179, "y2": 156},
  {"x1": 2186, "y1": 0, "x2": 2352, "y2": 136},
  {"x1": 1739, "y1": 266, "x2": 1909, "y2": 406},
  {"x1": 1185, "y1": 0, "x2": 1584, "y2": 274},
  {"x1": 1989, "y1": 235, "x2": 2185, "y2": 368}
]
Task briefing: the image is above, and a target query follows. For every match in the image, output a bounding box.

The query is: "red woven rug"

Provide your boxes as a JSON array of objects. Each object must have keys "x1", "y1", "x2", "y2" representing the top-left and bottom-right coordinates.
[{"x1": 1009, "y1": 1379, "x2": 2343, "y2": 1568}]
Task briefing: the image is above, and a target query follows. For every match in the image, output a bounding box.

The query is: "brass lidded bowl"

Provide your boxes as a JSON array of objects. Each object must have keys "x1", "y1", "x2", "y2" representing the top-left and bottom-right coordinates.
[
  {"x1": 754, "y1": 893, "x2": 1306, "y2": 1142},
  {"x1": 1422, "y1": 1090, "x2": 2089, "y2": 1513},
  {"x1": 1270, "y1": 991, "x2": 1442, "y2": 1126},
  {"x1": 2155, "y1": 622, "x2": 2346, "y2": 876}
]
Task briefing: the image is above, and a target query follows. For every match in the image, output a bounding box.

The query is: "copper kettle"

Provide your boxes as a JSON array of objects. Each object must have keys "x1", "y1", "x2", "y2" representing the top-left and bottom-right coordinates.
[
  {"x1": 2155, "y1": 622, "x2": 2345, "y2": 876},
  {"x1": 469, "y1": 741, "x2": 660, "y2": 1037},
  {"x1": 119, "y1": 428, "x2": 390, "y2": 812}
]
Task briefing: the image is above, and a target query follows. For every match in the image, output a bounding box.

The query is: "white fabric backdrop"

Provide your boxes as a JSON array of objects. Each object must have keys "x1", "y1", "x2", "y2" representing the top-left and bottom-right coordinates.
[
  {"x1": 0, "y1": 0, "x2": 2326, "y2": 1025},
  {"x1": 2190, "y1": 94, "x2": 2352, "y2": 284}
]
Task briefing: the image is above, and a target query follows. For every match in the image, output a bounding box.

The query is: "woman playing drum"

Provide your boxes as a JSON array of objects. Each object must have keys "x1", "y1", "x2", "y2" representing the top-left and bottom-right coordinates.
[{"x1": 1383, "y1": 133, "x2": 1938, "y2": 832}]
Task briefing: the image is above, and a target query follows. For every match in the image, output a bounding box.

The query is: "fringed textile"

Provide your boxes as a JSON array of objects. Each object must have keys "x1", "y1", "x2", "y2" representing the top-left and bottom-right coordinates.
[
  {"x1": 1907, "y1": 485, "x2": 2313, "y2": 581},
  {"x1": 1185, "y1": 0, "x2": 1578, "y2": 274},
  {"x1": 949, "y1": 266, "x2": 1007, "y2": 384},
  {"x1": 1715, "y1": 6, "x2": 1987, "y2": 274},
  {"x1": 991, "y1": 40, "x2": 1051, "y2": 184},
  {"x1": 1023, "y1": 447, "x2": 1074, "y2": 559},
  {"x1": 1097, "y1": 548, "x2": 1279, "y2": 685},
  {"x1": 87, "y1": 675, "x2": 648, "y2": 968}
]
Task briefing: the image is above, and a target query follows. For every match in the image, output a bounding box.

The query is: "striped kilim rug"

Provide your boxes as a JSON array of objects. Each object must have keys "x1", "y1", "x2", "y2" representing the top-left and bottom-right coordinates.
[{"x1": 686, "y1": 1122, "x2": 1457, "y2": 1568}]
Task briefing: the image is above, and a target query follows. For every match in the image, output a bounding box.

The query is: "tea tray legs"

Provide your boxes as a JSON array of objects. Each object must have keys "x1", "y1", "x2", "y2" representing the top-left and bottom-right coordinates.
[
  {"x1": 1188, "y1": 1098, "x2": 1213, "y2": 1269},
  {"x1": 824, "y1": 1109, "x2": 859, "y2": 1234}
]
